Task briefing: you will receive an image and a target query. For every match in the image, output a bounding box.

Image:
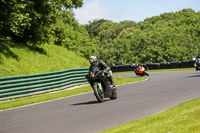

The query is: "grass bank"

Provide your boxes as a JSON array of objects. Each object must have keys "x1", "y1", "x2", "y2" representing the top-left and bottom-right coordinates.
[
  {"x1": 0, "y1": 77, "x2": 146, "y2": 110},
  {"x1": 101, "y1": 97, "x2": 200, "y2": 133},
  {"x1": 0, "y1": 44, "x2": 89, "y2": 77}
]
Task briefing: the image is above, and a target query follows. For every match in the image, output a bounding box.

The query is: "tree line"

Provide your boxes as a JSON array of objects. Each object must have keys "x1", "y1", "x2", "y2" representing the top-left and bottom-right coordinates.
[
  {"x1": 0, "y1": 0, "x2": 200, "y2": 66},
  {"x1": 86, "y1": 9, "x2": 200, "y2": 65}
]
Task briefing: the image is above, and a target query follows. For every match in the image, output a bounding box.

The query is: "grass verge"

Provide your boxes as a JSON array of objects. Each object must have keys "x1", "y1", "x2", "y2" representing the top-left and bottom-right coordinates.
[
  {"x1": 0, "y1": 77, "x2": 146, "y2": 110},
  {"x1": 148, "y1": 68, "x2": 194, "y2": 72},
  {"x1": 114, "y1": 68, "x2": 194, "y2": 74},
  {"x1": 101, "y1": 97, "x2": 200, "y2": 133}
]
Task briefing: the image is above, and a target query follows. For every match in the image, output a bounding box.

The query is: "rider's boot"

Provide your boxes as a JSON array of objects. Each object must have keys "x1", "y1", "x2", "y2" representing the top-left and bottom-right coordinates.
[{"x1": 107, "y1": 77, "x2": 116, "y2": 87}]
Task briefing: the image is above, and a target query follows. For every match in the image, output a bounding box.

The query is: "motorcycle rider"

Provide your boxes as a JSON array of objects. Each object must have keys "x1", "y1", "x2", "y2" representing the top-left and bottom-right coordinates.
[
  {"x1": 88, "y1": 56, "x2": 116, "y2": 87},
  {"x1": 131, "y1": 63, "x2": 149, "y2": 76},
  {"x1": 131, "y1": 63, "x2": 140, "y2": 75},
  {"x1": 194, "y1": 58, "x2": 200, "y2": 71}
]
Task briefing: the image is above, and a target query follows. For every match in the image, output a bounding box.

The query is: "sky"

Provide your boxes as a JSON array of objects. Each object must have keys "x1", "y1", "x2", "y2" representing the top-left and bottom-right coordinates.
[{"x1": 73, "y1": 0, "x2": 200, "y2": 24}]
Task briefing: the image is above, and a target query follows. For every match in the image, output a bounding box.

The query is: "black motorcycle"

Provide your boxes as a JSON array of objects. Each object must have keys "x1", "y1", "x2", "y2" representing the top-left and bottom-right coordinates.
[
  {"x1": 194, "y1": 58, "x2": 200, "y2": 71},
  {"x1": 86, "y1": 66, "x2": 117, "y2": 102}
]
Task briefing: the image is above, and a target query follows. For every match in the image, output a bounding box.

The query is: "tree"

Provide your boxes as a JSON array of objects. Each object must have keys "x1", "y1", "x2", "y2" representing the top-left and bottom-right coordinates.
[
  {"x1": 85, "y1": 19, "x2": 108, "y2": 38},
  {"x1": 51, "y1": 10, "x2": 95, "y2": 59},
  {"x1": 0, "y1": 0, "x2": 83, "y2": 43}
]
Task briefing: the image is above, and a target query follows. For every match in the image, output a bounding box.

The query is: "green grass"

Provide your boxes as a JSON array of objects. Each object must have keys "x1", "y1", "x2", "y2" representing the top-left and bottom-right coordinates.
[
  {"x1": 114, "y1": 68, "x2": 194, "y2": 74},
  {"x1": 148, "y1": 68, "x2": 194, "y2": 72},
  {"x1": 0, "y1": 44, "x2": 89, "y2": 77},
  {"x1": 101, "y1": 97, "x2": 200, "y2": 133},
  {"x1": 0, "y1": 77, "x2": 146, "y2": 110}
]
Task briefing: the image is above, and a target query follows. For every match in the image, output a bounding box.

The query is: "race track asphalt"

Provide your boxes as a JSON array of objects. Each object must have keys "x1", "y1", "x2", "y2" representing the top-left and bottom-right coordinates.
[{"x1": 0, "y1": 70, "x2": 200, "y2": 133}]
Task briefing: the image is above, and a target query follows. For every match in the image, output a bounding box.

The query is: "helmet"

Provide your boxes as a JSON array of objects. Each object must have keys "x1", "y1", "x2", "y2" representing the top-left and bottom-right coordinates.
[
  {"x1": 89, "y1": 56, "x2": 98, "y2": 66},
  {"x1": 131, "y1": 63, "x2": 136, "y2": 67}
]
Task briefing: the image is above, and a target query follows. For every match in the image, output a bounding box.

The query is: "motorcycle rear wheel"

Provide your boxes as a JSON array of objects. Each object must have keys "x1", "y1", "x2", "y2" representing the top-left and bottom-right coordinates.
[{"x1": 93, "y1": 83, "x2": 104, "y2": 102}]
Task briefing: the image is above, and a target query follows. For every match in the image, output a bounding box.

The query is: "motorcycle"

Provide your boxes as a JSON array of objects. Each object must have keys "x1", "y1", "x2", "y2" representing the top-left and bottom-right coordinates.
[
  {"x1": 86, "y1": 66, "x2": 117, "y2": 102},
  {"x1": 133, "y1": 65, "x2": 149, "y2": 76},
  {"x1": 194, "y1": 58, "x2": 200, "y2": 71}
]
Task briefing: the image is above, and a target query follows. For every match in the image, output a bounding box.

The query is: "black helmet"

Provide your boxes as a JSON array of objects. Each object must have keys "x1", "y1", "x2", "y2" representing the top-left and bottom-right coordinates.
[{"x1": 89, "y1": 56, "x2": 98, "y2": 66}]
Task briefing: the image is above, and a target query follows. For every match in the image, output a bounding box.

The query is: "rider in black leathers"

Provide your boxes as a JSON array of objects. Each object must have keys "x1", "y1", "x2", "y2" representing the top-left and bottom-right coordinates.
[
  {"x1": 194, "y1": 58, "x2": 200, "y2": 71},
  {"x1": 87, "y1": 56, "x2": 116, "y2": 87}
]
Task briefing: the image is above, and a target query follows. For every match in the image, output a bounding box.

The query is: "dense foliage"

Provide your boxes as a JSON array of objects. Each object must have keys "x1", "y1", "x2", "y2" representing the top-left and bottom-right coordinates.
[
  {"x1": 0, "y1": 0, "x2": 94, "y2": 59},
  {"x1": 51, "y1": 10, "x2": 95, "y2": 58},
  {"x1": 0, "y1": 0, "x2": 199, "y2": 67},
  {"x1": 85, "y1": 9, "x2": 200, "y2": 65},
  {"x1": 0, "y1": 0, "x2": 83, "y2": 42}
]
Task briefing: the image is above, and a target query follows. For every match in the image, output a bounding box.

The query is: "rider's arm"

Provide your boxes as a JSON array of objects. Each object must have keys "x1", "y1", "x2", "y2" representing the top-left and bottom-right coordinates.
[{"x1": 99, "y1": 61, "x2": 111, "y2": 72}]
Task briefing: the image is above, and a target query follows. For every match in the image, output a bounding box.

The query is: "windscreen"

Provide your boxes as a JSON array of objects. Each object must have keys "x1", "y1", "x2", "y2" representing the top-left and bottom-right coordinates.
[{"x1": 91, "y1": 66, "x2": 100, "y2": 74}]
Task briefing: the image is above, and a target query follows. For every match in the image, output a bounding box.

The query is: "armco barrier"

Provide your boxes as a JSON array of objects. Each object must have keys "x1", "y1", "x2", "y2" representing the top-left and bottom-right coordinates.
[
  {"x1": 110, "y1": 66, "x2": 118, "y2": 72},
  {"x1": 181, "y1": 60, "x2": 194, "y2": 68},
  {"x1": 117, "y1": 65, "x2": 126, "y2": 72},
  {"x1": 0, "y1": 68, "x2": 89, "y2": 101},
  {"x1": 110, "y1": 60, "x2": 194, "y2": 72},
  {"x1": 160, "y1": 62, "x2": 171, "y2": 69},
  {"x1": 170, "y1": 61, "x2": 181, "y2": 68},
  {"x1": 146, "y1": 63, "x2": 161, "y2": 70}
]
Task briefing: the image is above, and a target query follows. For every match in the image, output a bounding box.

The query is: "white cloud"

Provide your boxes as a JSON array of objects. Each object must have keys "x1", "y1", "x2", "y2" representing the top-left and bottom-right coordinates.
[
  {"x1": 74, "y1": 0, "x2": 200, "y2": 24},
  {"x1": 74, "y1": 0, "x2": 107, "y2": 24}
]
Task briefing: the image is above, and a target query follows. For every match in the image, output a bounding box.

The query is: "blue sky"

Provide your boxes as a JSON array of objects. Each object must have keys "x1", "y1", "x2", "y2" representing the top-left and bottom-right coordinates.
[{"x1": 73, "y1": 0, "x2": 200, "y2": 24}]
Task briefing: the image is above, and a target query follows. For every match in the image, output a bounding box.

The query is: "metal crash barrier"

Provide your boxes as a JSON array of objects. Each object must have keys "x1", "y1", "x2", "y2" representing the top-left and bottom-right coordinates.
[
  {"x1": 0, "y1": 68, "x2": 89, "y2": 101},
  {"x1": 111, "y1": 60, "x2": 194, "y2": 72},
  {"x1": 0, "y1": 60, "x2": 195, "y2": 101}
]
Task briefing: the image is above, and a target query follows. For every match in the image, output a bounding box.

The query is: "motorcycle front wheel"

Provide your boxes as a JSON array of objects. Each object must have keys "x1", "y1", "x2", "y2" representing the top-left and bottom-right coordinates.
[
  {"x1": 110, "y1": 87, "x2": 117, "y2": 100},
  {"x1": 93, "y1": 82, "x2": 104, "y2": 102},
  {"x1": 143, "y1": 71, "x2": 149, "y2": 76}
]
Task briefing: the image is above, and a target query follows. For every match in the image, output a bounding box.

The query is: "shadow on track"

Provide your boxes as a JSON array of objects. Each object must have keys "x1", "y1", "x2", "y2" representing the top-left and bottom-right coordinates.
[
  {"x1": 185, "y1": 74, "x2": 200, "y2": 78},
  {"x1": 71, "y1": 99, "x2": 110, "y2": 106}
]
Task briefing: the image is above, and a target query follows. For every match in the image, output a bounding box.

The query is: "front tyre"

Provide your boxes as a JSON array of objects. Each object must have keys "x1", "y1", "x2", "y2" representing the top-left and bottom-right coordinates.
[
  {"x1": 93, "y1": 82, "x2": 104, "y2": 102},
  {"x1": 143, "y1": 71, "x2": 149, "y2": 76},
  {"x1": 110, "y1": 87, "x2": 117, "y2": 100}
]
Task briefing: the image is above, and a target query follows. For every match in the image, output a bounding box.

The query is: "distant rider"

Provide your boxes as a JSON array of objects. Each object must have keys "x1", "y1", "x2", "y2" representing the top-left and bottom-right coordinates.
[
  {"x1": 131, "y1": 63, "x2": 140, "y2": 75},
  {"x1": 131, "y1": 63, "x2": 149, "y2": 76},
  {"x1": 88, "y1": 56, "x2": 116, "y2": 87},
  {"x1": 194, "y1": 58, "x2": 200, "y2": 71}
]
